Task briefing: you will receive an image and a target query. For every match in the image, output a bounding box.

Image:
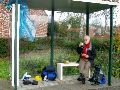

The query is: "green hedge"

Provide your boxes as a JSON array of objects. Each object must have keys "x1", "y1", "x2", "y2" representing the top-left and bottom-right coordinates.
[
  {"x1": 0, "y1": 59, "x2": 10, "y2": 79},
  {"x1": 0, "y1": 37, "x2": 110, "y2": 57},
  {"x1": 92, "y1": 38, "x2": 109, "y2": 51},
  {"x1": 19, "y1": 37, "x2": 50, "y2": 53},
  {"x1": 0, "y1": 38, "x2": 10, "y2": 58},
  {"x1": 56, "y1": 37, "x2": 110, "y2": 51},
  {"x1": 0, "y1": 37, "x2": 119, "y2": 79}
]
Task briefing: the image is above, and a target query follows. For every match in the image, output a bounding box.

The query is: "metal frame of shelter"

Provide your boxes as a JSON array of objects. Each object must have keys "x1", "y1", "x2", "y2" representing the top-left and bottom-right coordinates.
[{"x1": 12, "y1": 0, "x2": 119, "y2": 89}]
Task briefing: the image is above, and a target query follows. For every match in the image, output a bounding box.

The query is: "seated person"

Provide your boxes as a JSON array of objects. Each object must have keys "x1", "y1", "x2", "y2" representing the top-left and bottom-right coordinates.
[{"x1": 77, "y1": 35, "x2": 96, "y2": 84}]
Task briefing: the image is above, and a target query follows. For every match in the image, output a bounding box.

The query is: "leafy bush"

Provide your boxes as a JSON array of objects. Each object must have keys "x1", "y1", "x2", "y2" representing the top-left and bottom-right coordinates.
[
  {"x1": 112, "y1": 53, "x2": 120, "y2": 78},
  {"x1": 56, "y1": 22, "x2": 68, "y2": 37},
  {"x1": 94, "y1": 50, "x2": 109, "y2": 75},
  {"x1": 63, "y1": 67, "x2": 79, "y2": 76},
  {"x1": 92, "y1": 38, "x2": 109, "y2": 51},
  {"x1": 0, "y1": 59, "x2": 10, "y2": 79},
  {"x1": 56, "y1": 35, "x2": 82, "y2": 50},
  {"x1": 0, "y1": 38, "x2": 10, "y2": 58},
  {"x1": 19, "y1": 37, "x2": 50, "y2": 53},
  {"x1": 19, "y1": 38, "x2": 35, "y2": 53},
  {"x1": 0, "y1": 36, "x2": 119, "y2": 78},
  {"x1": 19, "y1": 48, "x2": 79, "y2": 78},
  {"x1": 20, "y1": 59, "x2": 50, "y2": 78},
  {"x1": 19, "y1": 52, "x2": 50, "y2": 78},
  {"x1": 114, "y1": 33, "x2": 120, "y2": 53}
]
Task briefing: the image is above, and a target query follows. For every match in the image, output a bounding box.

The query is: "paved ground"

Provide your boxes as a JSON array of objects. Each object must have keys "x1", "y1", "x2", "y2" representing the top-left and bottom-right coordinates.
[
  {"x1": 0, "y1": 76, "x2": 120, "y2": 90},
  {"x1": 39, "y1": 83, "x2": 120, "y2": 90},
  {"x1": 0, "y1": 80, "x2": 13, "y2": 90},
  {"x1": 17, "y1": 76, "x2": 120, "y2": 90}
]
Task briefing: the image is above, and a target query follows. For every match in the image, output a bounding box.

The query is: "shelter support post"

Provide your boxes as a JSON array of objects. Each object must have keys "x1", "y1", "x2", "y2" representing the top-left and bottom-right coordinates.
[
  {"x1": 14, "y1": 3, "x2": 18, "y2": 89},
  {"x1": 108, "y1": 5, "x2": 113, "y2": 86},
  {"x1": 50, "y1": 0, "x2": 55, "y2": 66},
  {"x1": 86, "y1": 3, "x2": 89, "y2": 35},
  {"x1": 12, "y1": 4, "x2": 15, "y2": 87},
  {"x1": 14, "y1": 2, "x2": 18, "y2": 90},
  {"x1": 12, "y1": 3, "x2": 20, "y2": 89}
]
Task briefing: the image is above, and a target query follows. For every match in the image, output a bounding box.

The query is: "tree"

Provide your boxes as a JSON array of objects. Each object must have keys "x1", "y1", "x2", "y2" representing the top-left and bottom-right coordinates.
[
  {"x1": 47, "y1": 22, "x2": 59, "y2": 36},
  {"x1": 67, "y1": 16, "x2": 82, "y2": 28}
]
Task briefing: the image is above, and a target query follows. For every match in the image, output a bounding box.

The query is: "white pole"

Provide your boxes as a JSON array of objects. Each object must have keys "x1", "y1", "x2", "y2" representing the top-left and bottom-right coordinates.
[
  {"x1": 12, "y1": 4, "x2": 20, "y2": 87},
  {"x1": 12, "y1": 4, "x2": 15, "y2": 87},
  {"x1": 17, "y1": 4, "x2": 20, "y2": 86}
]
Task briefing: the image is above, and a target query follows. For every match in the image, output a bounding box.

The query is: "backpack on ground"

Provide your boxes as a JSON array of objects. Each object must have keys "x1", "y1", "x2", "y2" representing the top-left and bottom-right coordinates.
[
  {"x1": 23, "y1": 80, "x2": 31, "y2": 85},
  {"x1": 41, "y1": 65, "x2": 57, "y2": 81},
  {"x1": 31, "y1": 80, "x2": 38, "y2": 85},
  {"x1": 88, "y1": 65, "x2": 106, "y2": 85}
]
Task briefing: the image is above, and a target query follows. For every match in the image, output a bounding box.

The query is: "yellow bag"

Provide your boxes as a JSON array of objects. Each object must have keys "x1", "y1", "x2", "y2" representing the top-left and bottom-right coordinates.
[{"x1": 35, "y1": 75, "x2": 42, "y2": 81}]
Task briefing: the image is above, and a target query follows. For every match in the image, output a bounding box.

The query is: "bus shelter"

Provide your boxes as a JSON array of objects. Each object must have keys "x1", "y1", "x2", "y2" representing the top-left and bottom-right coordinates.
[{"x1": 12, "y1": 0, "x2": 119, "y2": 89}]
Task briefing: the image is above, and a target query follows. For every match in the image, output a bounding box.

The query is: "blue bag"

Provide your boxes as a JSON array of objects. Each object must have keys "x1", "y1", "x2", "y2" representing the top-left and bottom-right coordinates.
[
  {"x1": 99, "y1": 74, "x2": 106, "y2": 84},
  {"x1": 41, "y1": 66, "x2": 57, "y2": 81},
  {"x1": 89, "y1": 65, "x2": 106, "y2": 85}
]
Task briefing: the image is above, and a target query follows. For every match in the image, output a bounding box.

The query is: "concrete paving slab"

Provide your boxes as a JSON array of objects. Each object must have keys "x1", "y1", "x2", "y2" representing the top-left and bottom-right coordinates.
[
  {"x1": 1, "y1": 75, "x2": 120, "y2": 90},
  {"x1": 0, "y1": 80, "x2": 13, "y2": 90}
]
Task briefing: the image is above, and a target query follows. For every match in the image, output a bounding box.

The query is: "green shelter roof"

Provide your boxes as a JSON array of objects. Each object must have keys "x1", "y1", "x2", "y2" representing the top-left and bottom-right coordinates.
[{"x1": 26, "y1": 0, "x2": 119, "y2": 13}]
